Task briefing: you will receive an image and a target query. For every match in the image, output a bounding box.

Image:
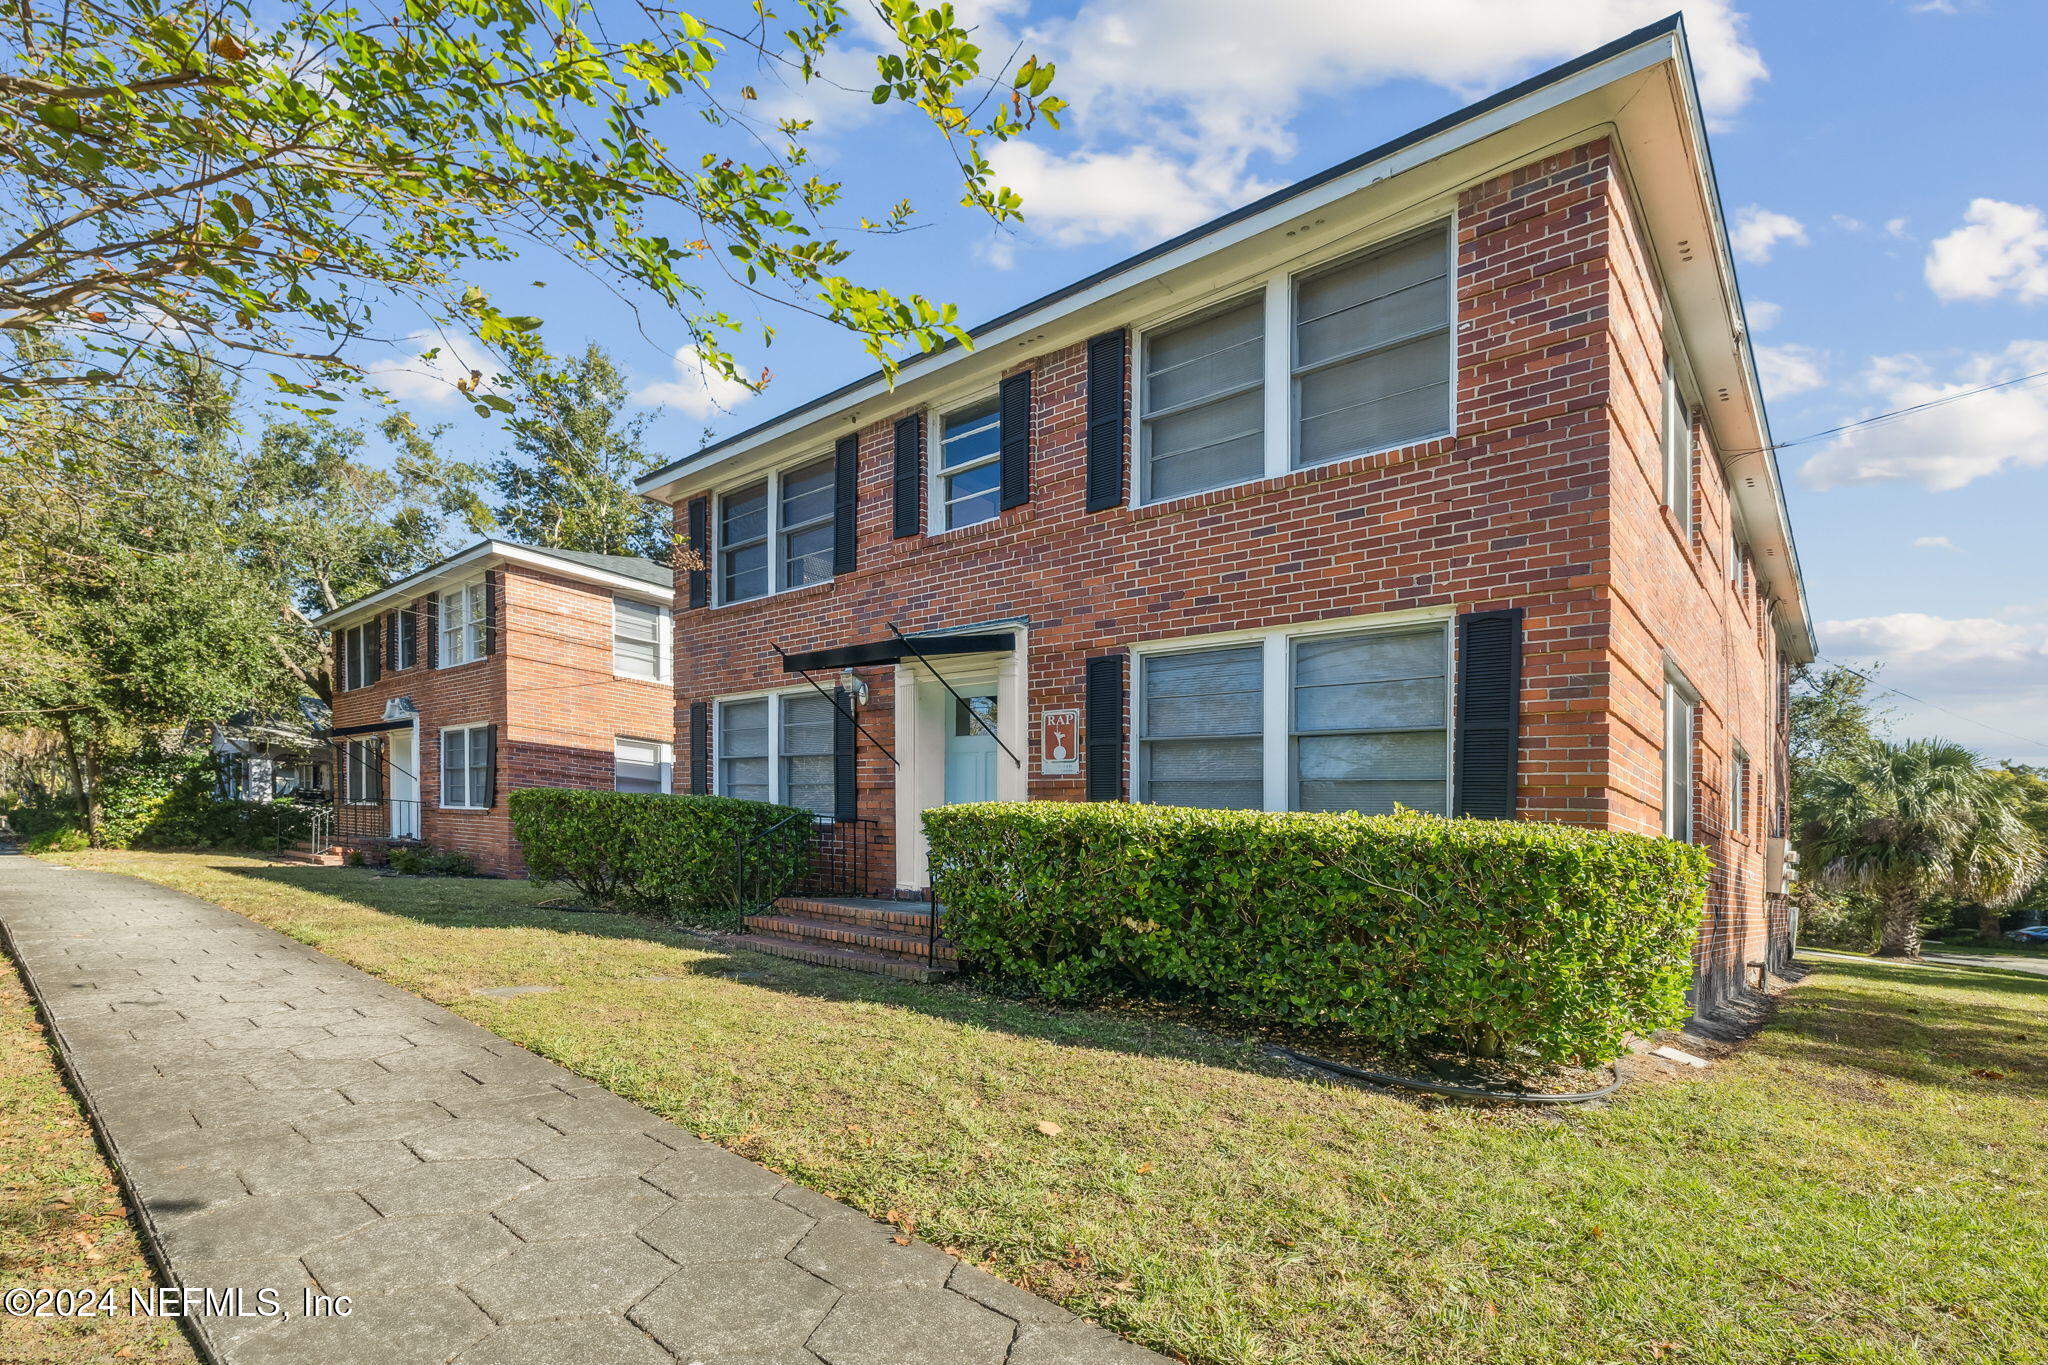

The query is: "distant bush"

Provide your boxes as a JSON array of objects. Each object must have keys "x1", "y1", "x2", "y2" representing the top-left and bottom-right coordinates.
[
  {"x1": 923, "y1": 802, "x2": 1711, "y2": 1065},
  {"x1": 21, "y1": 826, "x2": 89, "y2": 854},
  {"x1": 508, "y1": 788, "x2": 811, "y2": 920},
  {"x1": 386, "y1": 844, "x2": 478, "y2": 877}
]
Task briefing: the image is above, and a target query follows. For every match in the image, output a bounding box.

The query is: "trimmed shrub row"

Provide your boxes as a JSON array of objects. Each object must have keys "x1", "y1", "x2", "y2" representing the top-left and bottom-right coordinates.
[
  {"x1": 923, "y1": 802, "x2": 1711, "y2": 1064},
  {"x1": 508, "y1": 787, "x2": 811, "y2": 918}
]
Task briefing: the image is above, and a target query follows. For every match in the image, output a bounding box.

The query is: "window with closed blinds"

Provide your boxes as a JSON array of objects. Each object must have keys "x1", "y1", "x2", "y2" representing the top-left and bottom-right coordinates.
[
  {"x1": 1292, "y1": 226, "x2": 1451, "y2": 467},
  {"x1": 779, "y1": 456, "x2": 835, "y2": 587},
  {"x1": 779, "y1": 693, "x2": 835, "y2": 816},
  {"x1": 612, "y1": 598, "x2": 668, "y2": 680},
  {"x1": 1291, "y1": 628, "x2": 1448, "y2": 814},
  {"x1": 1139, "y1": 645, "x2": 1264, "y2": 809},
  {"x1": 1663, "y1": 676, "x2": 1696, "y2": 841},
  {"x1": 1140, "y1": 295, "x2": 1264, "y2": 502},
  {"x1": 717, "y1": 698, "x2": 770, "y2": 802},
  {"x1": 614, "y1": 737, "x2": 672, "y2": 794},
  {"x1": 719, "y1": 481, "x2": 770, "y2": 602}
]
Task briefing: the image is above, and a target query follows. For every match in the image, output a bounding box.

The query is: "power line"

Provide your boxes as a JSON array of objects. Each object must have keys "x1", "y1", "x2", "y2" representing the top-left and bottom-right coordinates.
[
  {"x1": 1814, "y1": 654, "x2": 2048, "y2": 754},
  {"x1": 1739, "y1": 365, "x2": 2048, "y2": 458}
]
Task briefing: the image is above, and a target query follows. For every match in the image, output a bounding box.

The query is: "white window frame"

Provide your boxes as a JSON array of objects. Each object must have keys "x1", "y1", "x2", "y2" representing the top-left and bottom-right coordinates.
[
  {"x1": 1133, "y1": 215, "x2": 1457, "y2": 509},
  {"x1": 1130, "y1": 609, "x2": 1456, "y2": 814},
  {"x1": 930, "y1": 395, "x2": 1003, "y2": 533},
  {"x1": 390, "y1": 608, "x2": 417, "y2": 671},
  {"x1": 1730, "y1": 744, "x2": 1750, "y2": 837},
  {"x1": 712, "y1": 689, "x2": 835, "y2": 814},
  {"x1": 339, "y1": 621, "x2": 376, "y2": 691},
  {"x1": 438, "y1": 578, "x2": 487, "y2": 667},
  {"x1": 342, "y1": 738, "x2": 382, "y2": 806},
  {"x1": 713, "y1": 456, "x2": 838, "y2": 607},
  {"x1": 613, "y1": 736, "x2": 674, "y2": 794},
  {"x1": 611, "y1": 596, "x2": 672, "y2": 682},
  {"x1": 438, "y1": 723, "x2": 492, "y2": 811},
  {"x1": 1662, "y1": 671, "x2": 1698, "y2": 842},
  {"x1": 1660, "y1": 359, "x2": 1695, "y2": 534}
]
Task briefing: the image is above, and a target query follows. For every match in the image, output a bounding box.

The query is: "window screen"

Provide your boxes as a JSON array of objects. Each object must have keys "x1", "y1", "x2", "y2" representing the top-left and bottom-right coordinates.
[
  {"x1": 780, "y1": 457, "x2": 836, "y2": 586},
  {"x1": 614, "y1": 737, "x2": 670, "y2": 794},
  {"x1": 1291, "y1": 628, "x2": 1448, "y2": 814},
  {"x1": 1664, "y1": 679, "x2": 1696, "y2": 841},
  {"x1": 613, "y1": 598, "x2": 667, "y2": 680},
  {"x1": 1141, "y1": 295, "x2": 1264, "y2": 501},
  {"x1": 939, "y1": 399, "x2": 1002, "y2": 529},
  {"x1": 719, "y1": 481, "x2": 770, "y2": 602},
  {"x1": 1292, "y1": 227, "x2": 1450, "y2": 467},
  {"x1": 779, "y1": 693, "x2": 835, "y2": 816},
  {"x1": 1140, "y1": 645, "x2": 1264, "y2": 809},
  {"x1": 718, "y1": 699, "x2": 770, "y2": 802},
  {"x1": 1662, "y1": 363, "x2": 1693, "y2": 530},
  {"x1": 440, "y1": 581, "x2": 485, "y2": 665}
]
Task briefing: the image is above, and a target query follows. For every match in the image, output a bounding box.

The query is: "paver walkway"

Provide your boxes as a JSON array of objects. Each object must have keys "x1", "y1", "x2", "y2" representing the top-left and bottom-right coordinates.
[{"x1": 0, "y1": 851, "x2": 1163, "y2": 1365}]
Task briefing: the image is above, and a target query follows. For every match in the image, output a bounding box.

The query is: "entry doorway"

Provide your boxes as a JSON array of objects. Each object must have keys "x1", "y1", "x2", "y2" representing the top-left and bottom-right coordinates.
[
  {"x1": 387, "y1": 727, "x2": 421, "y2": 839},
  {"x1": 944, "y1": 692, "x2": 1000, "y2": 804}
]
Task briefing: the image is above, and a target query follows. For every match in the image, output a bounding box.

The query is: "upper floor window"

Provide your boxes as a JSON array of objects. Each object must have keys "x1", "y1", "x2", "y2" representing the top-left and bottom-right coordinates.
[
  {"x1": 614, "y1": 736, "x2": 673, "y2": 794},
  {"x1": 1140, "y1": 294, "x2": 1265, "y2": 502},
  {"x1": 1293, "y1": 226, "x2": 1453, "y2": 469},
  {"x1": 937, "y1": 398, "x2": 1002, "y2": 530},
  {"x1": 439, "y1": 579, "x2": 487, "y2": 666},
  {"x1": 1661, "y1": 361, "x2": 1694, "y2": 532},
  {"x1": 339, "y1": 621, "x2": 379, "y2": 691},
  {"x1": 1663, "y1": 672, "x2": 1698, "y2": 842},
  {"x1": 1136, "y1": 621, "x2": 1451, "y2": 815},
  {"x1": 612, "y1": 597, "x2": 671, "y2": 681},
  {"x1": 389, "y1": 607, "x2": 417, "y2": 671},
  {"x1": 718, "y1": 455, "x2": 836, "y2": 604}
]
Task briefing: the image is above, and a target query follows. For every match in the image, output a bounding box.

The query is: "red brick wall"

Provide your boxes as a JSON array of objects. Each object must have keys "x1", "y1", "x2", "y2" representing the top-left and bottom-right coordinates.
[
  {"x1": 667, "y1": 137, "x2": 1792, "y2": 1006},
  {"x1": 328, "y1": 562, "x2": 674, "y2": 876}
]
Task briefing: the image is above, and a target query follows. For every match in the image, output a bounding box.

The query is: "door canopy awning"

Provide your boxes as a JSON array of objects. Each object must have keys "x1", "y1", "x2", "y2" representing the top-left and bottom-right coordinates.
[{"x1": 780, "y1": 632, "x2": 1015, "y2": 674}]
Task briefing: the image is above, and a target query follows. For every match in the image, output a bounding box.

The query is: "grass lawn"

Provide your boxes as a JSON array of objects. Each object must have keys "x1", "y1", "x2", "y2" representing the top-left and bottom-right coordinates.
[
  {"x1": 44, "y1": 849, "x2": 2048, "y2": 1365},
  {"x1": 0, "y1": 946, "x2": 196, "y2": 1363}
]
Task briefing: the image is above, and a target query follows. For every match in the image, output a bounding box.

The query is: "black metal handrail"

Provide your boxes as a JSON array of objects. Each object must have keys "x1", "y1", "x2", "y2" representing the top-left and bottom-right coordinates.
[{"x1": 733, "y1": 813, "x2": 886, "y2": 909}]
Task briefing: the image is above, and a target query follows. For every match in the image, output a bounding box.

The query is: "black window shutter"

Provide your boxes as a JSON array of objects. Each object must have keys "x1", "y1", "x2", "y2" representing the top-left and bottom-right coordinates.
[
  {"x1": 365, "y1": 617, "x2": 381, "y2": 685},
  {"x1": 383, "y1": 612, "x2": 396, "y2": 671},
  {"x1": 422, "y1": 595, "x2": 439, "y2": 668},
  {"x1": 1453, "y1": 609, "x2": 1524, "y2": 819},
  {"x1": 1084, "y1": 653, "x2": 1126, "y2": 801},
  {"x1": 891, "y1": 413, "x2": 923, "y2": 538},
  {"x1": 688, "y1": 701, "x2": 710, "y2": 794},
  {"x1": 998, "y1": 370, "x2": 1032, "y2": 510},
  {"x1": 1084, "y1": 330, "x2": 1128, "y2": 512},
  {"x1": 482, "y1": 570, "x2": 500, "y2": 657},
  {"x1": 686, "y1": 496, "x2": 710, "y2": 608},
  {"x1": 833, "y1": 435, "x2": 860, "y2": 575},
  {"x1": 832, "y1": 686, "x2": 858, "y2": 821},
  {"x1": 480, "y1": 724, "x2": 498, "y2": 808},
  {"x1": 368, "y1": 737, "x2": 385, "y2": 801}
]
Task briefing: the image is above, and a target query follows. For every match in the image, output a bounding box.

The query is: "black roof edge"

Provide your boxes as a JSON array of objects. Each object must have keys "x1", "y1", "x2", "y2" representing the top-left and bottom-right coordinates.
[{"x1": 637, "y1": 13, "x2": 1685, "y2": 493}]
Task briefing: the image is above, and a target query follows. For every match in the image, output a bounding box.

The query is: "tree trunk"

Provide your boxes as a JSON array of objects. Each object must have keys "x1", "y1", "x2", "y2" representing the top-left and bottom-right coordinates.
[
  {"x1": 1978, "y1": 903, "x2": 2004, "y2": 947},
  {"x1": 57, "y1": 718, "x2": 99, "y2": 845},
  {"x1": 1875, "y1": 890, "x2": 1923, "y2": 959}
]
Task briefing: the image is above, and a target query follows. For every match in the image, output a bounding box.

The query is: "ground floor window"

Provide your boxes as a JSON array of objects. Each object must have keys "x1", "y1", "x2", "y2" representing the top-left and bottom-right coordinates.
[
  {"x1": 440, "y1": 724, "x2": 495, "y2": 810},
  {"x1": 715, "y1": 692, "x2": 836, "y2": 816},
  {"x1": 343, "y1": 738, "x2": 383, "y2": 804},
  {"x1": 1137, "y1": 618, "x2": 1451, "y2": 815},
  {"x1": 1663, "y1": 673, "x2": 1698, "y2": 842},
  {"x1": 614, "y1": 737, "x2": 673, "y2": 794}
]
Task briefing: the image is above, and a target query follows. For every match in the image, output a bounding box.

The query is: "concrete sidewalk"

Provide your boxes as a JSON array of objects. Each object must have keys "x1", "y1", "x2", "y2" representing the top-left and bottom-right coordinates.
[{"x1": 0, "y1": 850, "x2": 1160, "y2": 1364}]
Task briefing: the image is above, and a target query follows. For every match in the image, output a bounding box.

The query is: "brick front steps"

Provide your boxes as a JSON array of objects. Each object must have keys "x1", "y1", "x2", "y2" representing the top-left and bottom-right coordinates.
[
  {"x1": 270, "y1": 846, "x2": 344, "y2": 867},
  {"x1": 734, "y1": 896, "x2": 956, "y2": 982}
]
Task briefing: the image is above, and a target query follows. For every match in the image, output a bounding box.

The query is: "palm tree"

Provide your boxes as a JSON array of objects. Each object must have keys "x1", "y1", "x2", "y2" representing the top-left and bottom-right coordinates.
[{"x1": 1799, "y1": 739, "x2": 2044, "y2": 958}]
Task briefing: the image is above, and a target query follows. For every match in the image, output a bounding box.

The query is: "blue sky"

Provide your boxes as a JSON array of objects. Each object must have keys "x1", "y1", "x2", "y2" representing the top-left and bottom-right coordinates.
[{"x1": 356, "y1": 1, "x2": 2048, "y2": 765}]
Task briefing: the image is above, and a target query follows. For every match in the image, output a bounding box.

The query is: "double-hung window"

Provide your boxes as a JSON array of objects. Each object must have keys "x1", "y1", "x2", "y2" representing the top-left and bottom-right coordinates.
[
  {"x1": 439, "y1": 579, "x2": 487, "y2": 666},
  {"x1": 718, "y1": 455, "x2": 836, "y2": 604},
  {"x1": 614, "y1": 737, "x2": 673, "y2": 794},
  {"x1": 1292, "y1": 226, "x2": 1453, "y2": 468},
  {"x1": 1140, "y1": 294, "x2": 1265, "y2": 502},
  {"x1": 440, "y1": 724, "x2": 493, "y2": 810},
  {"x1": 1730, "y1": 745, "x2": 1750, "y2": 837},
  {"x1": 339, "y1": 622, "x2": 378, "y2": 691},
  {"x1": 937, "y1": 399, "x2": 1002, "y2": 529},
  {"x1": 343, "y1": 738, "x2": 382, "y2": 804},
  {"x1": 1663, "y1": 673, "x2": 1698, "y2": 842},
  {"x1": 1137, "y1": 621, "x2": 1452, "y2": 814},
  {"x1": 389, "y1": 608, "x2": 417, "y2": 670},
  {"x1": 612, "y1": 598, "x2": 671, "y2": 681},
  {"x1": 1661, "y1": 361, "x2": 1694, "y2": 532},
  {"x1": 714, "y1": 693, "x2": 834, "y2": 816}
]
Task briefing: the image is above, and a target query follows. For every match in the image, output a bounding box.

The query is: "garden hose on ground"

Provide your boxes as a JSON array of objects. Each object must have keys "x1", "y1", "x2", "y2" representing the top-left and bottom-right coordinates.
[{"x1": 1268, "y1": 1046, "x2": 1624, "y2": 1104}]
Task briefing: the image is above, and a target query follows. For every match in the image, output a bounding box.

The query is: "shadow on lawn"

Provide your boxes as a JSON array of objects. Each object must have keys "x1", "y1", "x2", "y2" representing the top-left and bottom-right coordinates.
[
  {"x1": 210, "y1": 861, "x2": 1280, "y2": 1076},
  {"x1": 1772, "y1": 957, "x2": 2047, "y2": 1093}
]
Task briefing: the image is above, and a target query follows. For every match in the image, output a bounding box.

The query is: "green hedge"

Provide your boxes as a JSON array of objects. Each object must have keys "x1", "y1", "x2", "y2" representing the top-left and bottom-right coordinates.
[
  {"x1": 508, "y1": 787, "x2": 813, "y2": 919},
  {"x1": 923, "y1": 802, "x2": 1711, "y2": 1064}
]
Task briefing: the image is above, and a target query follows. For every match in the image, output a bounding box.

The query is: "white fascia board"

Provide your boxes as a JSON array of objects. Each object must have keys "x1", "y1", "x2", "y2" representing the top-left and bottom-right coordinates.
[
  {"x1": 636, "y1": 31, "x2": 1680, "y2": 504},
  {"x1": 310, "y1": 540, "x2": 672, "y2": 630}
]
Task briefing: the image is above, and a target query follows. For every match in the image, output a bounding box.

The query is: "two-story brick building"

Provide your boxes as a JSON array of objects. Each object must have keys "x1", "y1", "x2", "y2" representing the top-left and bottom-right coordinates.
[
  {"x1": 312, "y1": 540, "x2": 676, "y2": 876},
  {"x1": 638, "y1": 18, "x2": 1813, "y2": 1007}
]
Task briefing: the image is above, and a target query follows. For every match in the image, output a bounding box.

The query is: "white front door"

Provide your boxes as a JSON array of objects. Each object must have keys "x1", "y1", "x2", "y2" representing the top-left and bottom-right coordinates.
[
  {"x1": 387, "y1": 728, "x2": 421, "y2": 838},
  {"x1": 943, "y1": 692, "x2": 999, "y2": 805}
]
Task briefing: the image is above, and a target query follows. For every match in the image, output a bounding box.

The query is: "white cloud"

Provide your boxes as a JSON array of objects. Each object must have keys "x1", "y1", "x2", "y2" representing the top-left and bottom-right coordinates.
[
  {"x1": 1832, "y1": 214, "x2": 1865, "y2": 233},
  {"x1": 1885, "y1": 216, "x2": 1912, "y2": 239},
  {"x1": 1755, "y1": 342, "x2": 1826, "y2": 398},
  {"x1": 633, "y1": 345, "x2": 757, "y2": 418},
  {"x1": 1821, "y1": 610, "x2": 2048, "y2": 760},
  {"x1": 994, "y1": 1, "x2": 1766, "y2": 244},
  {"x1": 368, "y1": 331, "x2": 501, "y2": 405},
  {"x1": 1799, "y1": 340, "x2": 2048, "y2": 490},
  {"x1": 1730, "y1": 205, "x2": 1808, "y2": 263},
  {"x1": 1911, "y1": 536, "x2": 1959, "y2": 551},
  {"x1": 1744, "y1": 299, "x2": 1781, "y2": 332},
  {"x1": 1925, "y1": 199, "x2": 2048, "y2": 302}
]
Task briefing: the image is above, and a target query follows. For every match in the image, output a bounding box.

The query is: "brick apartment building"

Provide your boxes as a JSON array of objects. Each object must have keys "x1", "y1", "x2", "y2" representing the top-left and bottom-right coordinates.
[
  {"x1": 638, "y1": 18, "x2": 1813, "y2": 1007},
  {"x1": 312, "y1": 541, "x2": 675, "y2": 876}
]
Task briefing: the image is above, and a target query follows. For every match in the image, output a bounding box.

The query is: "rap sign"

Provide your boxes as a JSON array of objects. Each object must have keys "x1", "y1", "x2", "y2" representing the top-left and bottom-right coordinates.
[{"x1": 1040, "y1": 708, "x2": 1080, "y2": 775}]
